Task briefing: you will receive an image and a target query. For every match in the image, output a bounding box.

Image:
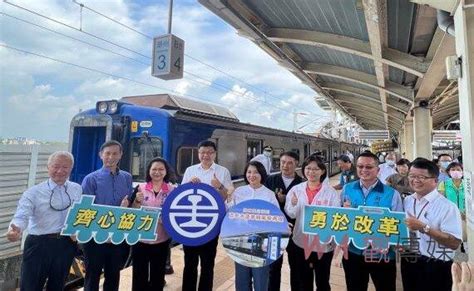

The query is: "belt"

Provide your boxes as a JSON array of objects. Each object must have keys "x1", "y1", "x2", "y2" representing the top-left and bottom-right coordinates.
[{"x1": 31, "y1": 233, "x2": 64, "y2": 239}]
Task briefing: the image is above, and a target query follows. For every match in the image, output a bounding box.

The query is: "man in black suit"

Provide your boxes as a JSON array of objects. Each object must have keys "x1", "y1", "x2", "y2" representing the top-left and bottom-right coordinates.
[{"x1": 265, "y1": 151, "x2": 303, "y2": 291}]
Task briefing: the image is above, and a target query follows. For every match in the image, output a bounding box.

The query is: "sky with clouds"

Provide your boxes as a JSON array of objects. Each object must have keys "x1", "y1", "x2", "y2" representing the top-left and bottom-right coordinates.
[{"x1": 1, "y1": 0, "x2": 330, "y2": 142}]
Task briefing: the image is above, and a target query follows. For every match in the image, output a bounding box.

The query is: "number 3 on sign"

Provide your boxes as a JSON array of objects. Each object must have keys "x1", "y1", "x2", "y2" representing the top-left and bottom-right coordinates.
[{"x1": 158, "y1": 55, "x2": 166, "y2": 70}]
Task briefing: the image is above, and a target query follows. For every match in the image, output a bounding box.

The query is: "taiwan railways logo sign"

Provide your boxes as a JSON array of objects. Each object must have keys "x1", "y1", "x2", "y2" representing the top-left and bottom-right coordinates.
[{"x1": 161, "y1": 183, "x2": 226, "y2": 246}]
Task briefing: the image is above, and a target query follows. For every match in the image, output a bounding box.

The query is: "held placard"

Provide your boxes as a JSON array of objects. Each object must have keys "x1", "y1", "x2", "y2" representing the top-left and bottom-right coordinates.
[{"x1": 152, "y1": 34, "x2": 184, "y2": 80}]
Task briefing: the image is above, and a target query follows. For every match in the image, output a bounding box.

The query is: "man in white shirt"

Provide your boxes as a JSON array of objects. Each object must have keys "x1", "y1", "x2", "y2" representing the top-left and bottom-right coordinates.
[
  {"x1": 378, "y1": 152, "x2": 397, "y2": 184},
  {"x1": 6, "y1": 151, "x2": 82, "y2": 291},
  {"x1": 181, "y1": 140, "x2": 233, "y2": 291},
  {"x1": 250, "y1": 145, "x2": 273, "y2": 174},
  {"x1": 402, "y1": 158, "x2": 462, "y2": 291}
]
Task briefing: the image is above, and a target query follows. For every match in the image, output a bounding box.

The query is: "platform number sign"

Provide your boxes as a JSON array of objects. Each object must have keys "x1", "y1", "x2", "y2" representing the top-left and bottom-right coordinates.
[{"x1": 152, "y1": 34, "x2": 184, "y2": 80}]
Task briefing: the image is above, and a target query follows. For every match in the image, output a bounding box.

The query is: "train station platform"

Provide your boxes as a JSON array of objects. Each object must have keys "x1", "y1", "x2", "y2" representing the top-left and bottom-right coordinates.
[{"x1": 83, "y1": 174, "x2": 402, "y2": 291}]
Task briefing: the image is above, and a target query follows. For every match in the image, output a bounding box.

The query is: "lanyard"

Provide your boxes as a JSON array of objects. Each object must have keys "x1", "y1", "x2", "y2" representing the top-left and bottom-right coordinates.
[{"x1": 413, "y1": 199, "x2": 429, "y2": 219}]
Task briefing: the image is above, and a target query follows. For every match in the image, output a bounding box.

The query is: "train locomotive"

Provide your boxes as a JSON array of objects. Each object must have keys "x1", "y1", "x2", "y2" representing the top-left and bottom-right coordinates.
[{"x1": 69, "y1": 94, "x2": 364, "y2": 184}]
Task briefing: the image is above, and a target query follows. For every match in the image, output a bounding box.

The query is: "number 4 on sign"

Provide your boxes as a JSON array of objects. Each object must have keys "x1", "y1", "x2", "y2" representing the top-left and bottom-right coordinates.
[{"x1": 174, "y1": 57, "x2": 181, "y2": 71}]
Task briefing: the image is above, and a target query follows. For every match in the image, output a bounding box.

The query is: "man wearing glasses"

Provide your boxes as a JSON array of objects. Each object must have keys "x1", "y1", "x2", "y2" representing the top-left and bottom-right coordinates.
[
  {"x1": 341, "y1": 151, "x2": 403, "y2": 291},
  {"x1": 181, "y1": 140, "x2": 233, "y2": 291},
  {"x1": 7, "y1": 151, "x2": 81, "y2": 291},
  {"x1": 402, "y1": 158, "x2": 462, "y2": 291}
]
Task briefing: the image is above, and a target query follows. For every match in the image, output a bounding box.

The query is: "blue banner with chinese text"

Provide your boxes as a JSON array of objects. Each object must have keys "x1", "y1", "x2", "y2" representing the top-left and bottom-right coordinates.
[
  {"x1": 303, "y1": 205, "x2": 408, "y2": 250},
  {"x1": 61, "y1": 195, "x2": 160, "y2": 245}
]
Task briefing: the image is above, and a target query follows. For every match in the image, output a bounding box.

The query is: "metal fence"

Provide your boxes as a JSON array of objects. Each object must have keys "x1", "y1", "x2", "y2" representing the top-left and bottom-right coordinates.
[{"x1": 0, "y1": 144, "x2": 67, "y2": 258}]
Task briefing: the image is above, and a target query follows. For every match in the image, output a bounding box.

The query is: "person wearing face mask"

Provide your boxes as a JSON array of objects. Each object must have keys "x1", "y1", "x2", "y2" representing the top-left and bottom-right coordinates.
[
  {"x1": 438, "y1": 162, "x2": 466, "y2": 242},
  {"x1": 386, "y1": 158, "x2": 413, "y2": 200},
  {"x1": 437, "y1": 154, "x2": 453, "y2": 183},
  {"x1": 377, "y1": 152, "x2": 397, "y2": 184},
  {"x1": 251, "y1": 146, "x2": 273, "y2": 174}
]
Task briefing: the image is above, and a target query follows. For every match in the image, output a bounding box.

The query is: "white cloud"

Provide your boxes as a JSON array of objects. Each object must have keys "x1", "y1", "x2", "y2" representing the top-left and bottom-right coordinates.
[{"x1": 1, "y1": 0, "x2": 325, "y2": 141}]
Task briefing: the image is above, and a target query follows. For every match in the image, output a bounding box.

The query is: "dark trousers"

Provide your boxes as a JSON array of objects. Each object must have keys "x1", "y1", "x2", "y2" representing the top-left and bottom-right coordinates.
[
  {"x1": 401, "y1": 256, "x2": 453, "y2": 291},
  {"x1": 292, "y1": 244, "x2": 333, "y2": 291},
  {"x1": 20, "y1": 234, "x2": 77, "y2": 291},
  {"x1": 132, "y1": 240, "x2": 170, "y2": 291},
  {"x1": 83, "y1": 241, "x2": 129, "y2": 291},
  {"x1": 268, "y1": 239, "x2": 300, "y2": 291},
  {"x1": 182, "y1": 236, "x2": 219, "y2": 291},
  {"x1": 342, "y1": 251, "x2": 396, "y2": 291}
]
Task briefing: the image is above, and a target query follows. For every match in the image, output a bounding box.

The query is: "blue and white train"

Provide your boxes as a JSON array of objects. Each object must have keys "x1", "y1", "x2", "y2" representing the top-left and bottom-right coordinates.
[{"x1": 69, "y1": 94, "x2": 364, "y2": 184}]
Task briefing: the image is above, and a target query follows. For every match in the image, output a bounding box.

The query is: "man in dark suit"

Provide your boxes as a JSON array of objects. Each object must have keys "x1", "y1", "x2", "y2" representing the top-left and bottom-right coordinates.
[{"x1": 265, "y1": 151, "x2": 303, "y2": 291}]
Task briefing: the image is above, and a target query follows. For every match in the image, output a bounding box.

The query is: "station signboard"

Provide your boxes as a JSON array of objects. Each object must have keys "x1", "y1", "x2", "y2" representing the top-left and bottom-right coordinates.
[
  {"x1": 356, "y1": 130, "x2": 390, "y2": 140},
  {"x1": 152, "y1": 34, "x2": 184, "y2": 80},
  {"x1": 432, "y1": 130, "x2": 461, "y2": 141}
]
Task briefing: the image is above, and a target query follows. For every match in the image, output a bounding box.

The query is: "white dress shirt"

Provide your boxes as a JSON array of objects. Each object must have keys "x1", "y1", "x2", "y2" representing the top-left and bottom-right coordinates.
[
  {"x1": 404, "y1": 189, "x2": 462, "y2": 261},
  {"x1": 226, "y1": 184, "x2": 279, "y2": 209},
  {"x1": 10, "y1": 179, "x2": 82, "y2": 235},
  {"x1": 378, "y1": 163, "x2": 397, "y2": 184},
  {"x1": 182, "y1": 162, "x2": 233, "y2": 189},
  {"x1": 250, "y1": 154, "x2": 272, "y2": 174}
]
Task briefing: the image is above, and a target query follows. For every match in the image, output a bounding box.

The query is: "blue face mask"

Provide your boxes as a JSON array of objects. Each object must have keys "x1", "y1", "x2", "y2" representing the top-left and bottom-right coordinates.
[{"x1": 440, "y1": 161, "x2": 451, "y2": 169}]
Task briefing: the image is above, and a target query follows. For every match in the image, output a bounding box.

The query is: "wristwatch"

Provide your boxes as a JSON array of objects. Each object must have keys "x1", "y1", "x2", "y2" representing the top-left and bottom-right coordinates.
[
  {"x1": 422, "y1": 224, "x2": 431, "y2": 234},
  {"x1": 218, "y1": 184, "x2": 225, "y2": 191}
]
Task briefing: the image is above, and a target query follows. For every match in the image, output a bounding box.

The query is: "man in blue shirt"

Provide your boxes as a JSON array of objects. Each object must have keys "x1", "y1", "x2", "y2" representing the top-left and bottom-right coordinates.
[
  {"x1": 341, "y1": 151, "x2": 403, "y2": 291},
  {"x1": 437, "y1": 153, "x2": 453, "y2": 183},
  {"x1": 7, "y1": 151, "x2": 82, "y2": 291},
  {"x1": 81, "y1": 140, "x2": 133, "y2": 291}
]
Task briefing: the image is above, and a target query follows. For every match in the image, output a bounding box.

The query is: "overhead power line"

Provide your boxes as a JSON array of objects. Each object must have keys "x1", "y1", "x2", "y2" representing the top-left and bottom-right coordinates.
[
  {"x1": 2, "y1": 0, "x2": 327, "y2": 122},
  {"x1": 0, "y1": 43, "x2": 280, "y2": 119}
]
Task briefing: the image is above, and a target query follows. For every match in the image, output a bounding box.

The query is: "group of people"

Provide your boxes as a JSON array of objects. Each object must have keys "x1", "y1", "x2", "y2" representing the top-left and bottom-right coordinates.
[{"x1": 5, "y1": 139, "x2": 468, "y2": 291}]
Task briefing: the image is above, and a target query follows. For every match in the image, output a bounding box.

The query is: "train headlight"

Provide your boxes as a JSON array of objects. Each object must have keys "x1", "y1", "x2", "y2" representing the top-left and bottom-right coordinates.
[
  {"x1": 108, "y1": 101, "x2": 118, "y2": 114},
  {"x1": 97, "y1": 102, "x2": 108, "y2": 114}
]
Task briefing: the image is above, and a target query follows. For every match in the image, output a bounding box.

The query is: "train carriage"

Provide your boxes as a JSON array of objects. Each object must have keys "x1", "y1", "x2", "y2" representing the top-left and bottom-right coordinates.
[{"x1": 69, "y1": 94, "x2": 363, "y2": 183}]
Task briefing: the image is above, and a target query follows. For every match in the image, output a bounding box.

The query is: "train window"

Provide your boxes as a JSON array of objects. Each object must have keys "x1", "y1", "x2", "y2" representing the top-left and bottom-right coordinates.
[
  {"x1": 320, "y1": 149, "x2": 328, "y2": 162},
  {"x1": 177, "y1": 147, "x2": 200, "y2": 176},
  {"x1": 304, "y1": 144, "x2": 310, "y2": 159},
  {"x1": 272, "y1": 148, "x2": 285, "y2": 169},
  {"x1": 130, "y1": 137, "x2": 163, "y2": 181},
  {"x1": 246, "y1": 139, "x2": 262, "y2": 161}
]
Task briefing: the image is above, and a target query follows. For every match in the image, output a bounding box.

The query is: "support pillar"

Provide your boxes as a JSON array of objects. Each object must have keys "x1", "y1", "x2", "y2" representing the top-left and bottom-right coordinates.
[
  {"x1": 399, "y1": 129, "x2": 406, "y2": 157},
  {"x1": 454, "y1": 1, "x2": 474, "y2": 261},
  {"x1": 404, "y1": 120, "x2": 414, "y2": 161},
  {"x1": 413, "y1": 107, "x2": 432, "y2": 159}
]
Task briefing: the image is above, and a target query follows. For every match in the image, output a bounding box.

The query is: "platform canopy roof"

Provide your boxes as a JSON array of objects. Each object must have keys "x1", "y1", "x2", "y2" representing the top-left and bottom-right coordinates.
[{"x1": 199, "y1": 0, "x2": 461, "y2": 134}]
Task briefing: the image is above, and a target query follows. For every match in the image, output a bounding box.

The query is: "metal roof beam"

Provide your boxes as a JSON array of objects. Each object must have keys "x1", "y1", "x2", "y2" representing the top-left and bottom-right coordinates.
[
  {"x1": 349, "y1": 110, "x2": 403, "y2": 126},
  {"x1": 322, "y1": 83, "x2": 410, "y2": 114},
  {"x1": 363, "y1": 0, "x2": 389, "y2": 129},
  {"x1": 357, "y1": 119, "x2": 399, "y2": 131},
  {"x1": 265, "y1": 28, "x2": 429, "y2": 77},
  {"x1": 335, "y1": 98, "x2": 406, "y2": 123},
  {"x1": 303, "y1": 63, "x2": 414, "y2": 103},
  {"x1": 415, "y1": 28, "x2": 456, "y2": 101}
]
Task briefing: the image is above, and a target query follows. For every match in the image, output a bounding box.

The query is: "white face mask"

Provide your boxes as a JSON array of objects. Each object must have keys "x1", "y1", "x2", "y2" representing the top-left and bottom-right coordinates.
[
  {"x1": 450, "y1": 170, "x2": 463, "y2": 179},
  {"x1": 263, "y1": 151, "x2": 272, "y2": 157},
  {"x1": 386, "y1": 160, "x2": 395, "y2": 167}
]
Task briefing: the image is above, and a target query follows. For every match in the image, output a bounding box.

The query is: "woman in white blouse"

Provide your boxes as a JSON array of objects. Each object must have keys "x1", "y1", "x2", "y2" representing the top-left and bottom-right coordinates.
[
  {"x1": 285, "y1": 155, "x2": 340, "y2": 291},
  {"x1": 226, "y1": 161, "x2": 279, "y2": 291}
]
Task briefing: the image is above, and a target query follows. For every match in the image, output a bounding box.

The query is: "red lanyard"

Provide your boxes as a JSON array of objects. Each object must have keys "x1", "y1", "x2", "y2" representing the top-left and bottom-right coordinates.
[{"x1": 413, "y1": 199, "x2": 429, "y2": 219}]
